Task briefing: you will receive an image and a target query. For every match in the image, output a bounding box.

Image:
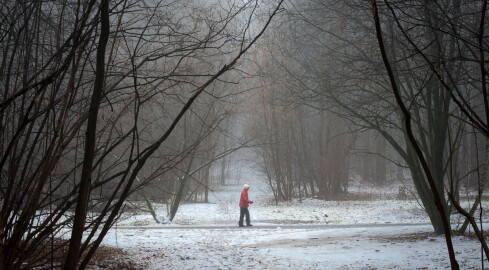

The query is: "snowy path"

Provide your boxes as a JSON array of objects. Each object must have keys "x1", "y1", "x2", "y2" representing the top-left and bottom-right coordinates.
[
  {"x1": 114, "y1": 222, "x2": 433, "y2": 230},
  {"x1": 118, "y1": 183, "x2": 489, "y2": 228}
]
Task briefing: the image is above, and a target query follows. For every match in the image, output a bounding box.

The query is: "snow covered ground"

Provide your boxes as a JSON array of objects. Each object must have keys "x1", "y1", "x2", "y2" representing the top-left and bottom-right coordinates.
[
  {"x1": 117, "y1": 181, "x2": 488, "y2": 227},
  {"x1": 98, "y1": 181, "x2": 489, "y2": 269},
  {"x1": 102, "y1": 224, "x2": 486, "y2": 269}
]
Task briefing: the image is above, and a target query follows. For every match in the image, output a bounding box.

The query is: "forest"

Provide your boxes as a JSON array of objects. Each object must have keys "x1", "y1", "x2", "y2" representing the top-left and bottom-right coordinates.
[{"x1": 1, "y1": 0, "x2": 489, "y2": 269}]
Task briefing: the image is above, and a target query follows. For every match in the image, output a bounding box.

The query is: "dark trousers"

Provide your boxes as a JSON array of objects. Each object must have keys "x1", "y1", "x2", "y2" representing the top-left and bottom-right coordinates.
[{"x1": 239, "y1": 207, "x2": 250, "y2": 226}]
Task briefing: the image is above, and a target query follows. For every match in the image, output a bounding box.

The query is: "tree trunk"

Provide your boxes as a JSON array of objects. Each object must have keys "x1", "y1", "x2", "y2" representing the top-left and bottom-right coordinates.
[
  {"x1": 405, "y1": 132, "x2": 446, "y2": 235},
  {"x1": 204, "y1": 164, "x2": 210, "y2": 203},
  {"x1": 0, "y1": 214, "x2": 3, "y2": 270},
  {"x1": 220, "y1": 155, "x2": 227, "y2": 186},
  {"x1": 64, "y1": 1, "x2": 109, "y2": 268},
  {"x1": 143, "y1": 192, "x2": 161, "y2": 224},
  {"x1": 375, "y1": 135, "x2": 387, "y2": 184},
  {"x1": 362, "y1": 133, "x2": 372, "y2": 182},
  {"x1": 168, "y1": 176, "x2": 188, "y2": 222},
  {"x1": 458, "y1": 139, "x2": 489, "y2": 234}
]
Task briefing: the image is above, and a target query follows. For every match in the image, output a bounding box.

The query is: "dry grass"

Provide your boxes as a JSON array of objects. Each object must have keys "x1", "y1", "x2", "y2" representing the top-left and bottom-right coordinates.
[
  {"x1": 381, "y1": 232, "x2": 437, "y2": 243},
  {"x1": 85, "y1": 245, "x2": 145, "y2": 270},
  {"x1": 29, "y1": 238, "x2": 145, "y2": 269},
  {"x1": 381, "y1": 230, "x2": 489, "y2": 243}
]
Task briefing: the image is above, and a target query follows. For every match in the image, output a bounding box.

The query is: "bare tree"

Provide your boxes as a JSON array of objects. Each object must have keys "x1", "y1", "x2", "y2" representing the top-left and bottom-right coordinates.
[
  {"x1": 371, "y1": 0, "x2": 459, "y2": 268},
  {"x1": 244, "y1": 51, "x2": 355, "y2": 202},
  {"x1": 0, "y1": 0, "x2": 284, "y2": 268},
  {"x1": 258, "y1": 0, "x2": 482, "y2": 237}
]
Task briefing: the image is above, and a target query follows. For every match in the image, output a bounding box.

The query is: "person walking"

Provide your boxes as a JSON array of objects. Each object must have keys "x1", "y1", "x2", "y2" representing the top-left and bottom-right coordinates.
[{"x1": 239, "y1": 184, "x2": 253, "y2": 227}]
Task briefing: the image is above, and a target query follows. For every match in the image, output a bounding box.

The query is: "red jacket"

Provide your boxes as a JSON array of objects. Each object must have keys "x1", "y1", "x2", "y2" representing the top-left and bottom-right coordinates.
[{"x1": 239, "y1": 189, "x2": 253, "y2": 208}]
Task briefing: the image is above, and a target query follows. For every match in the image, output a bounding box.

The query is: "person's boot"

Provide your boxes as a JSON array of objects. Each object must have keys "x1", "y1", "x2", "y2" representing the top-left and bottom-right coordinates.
[
  {"x1": 246, "y1": 224, "x2": 253, "y2": 227},
  {"x1": 238, "y1": 222, "x2": 244, "y2": 227}
]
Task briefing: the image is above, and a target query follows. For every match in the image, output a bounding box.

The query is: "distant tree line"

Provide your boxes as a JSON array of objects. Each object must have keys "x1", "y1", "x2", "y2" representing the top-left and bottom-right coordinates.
[
  {"x1": 247, "y1": 0, "x2": 488, "y2": 236},
  {"x1": 244, "y1": 0, "x2": 489, "y2": 268}
]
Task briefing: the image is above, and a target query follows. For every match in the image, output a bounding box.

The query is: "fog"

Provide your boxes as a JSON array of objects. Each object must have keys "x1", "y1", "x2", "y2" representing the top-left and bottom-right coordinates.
[{"x1": 1, "y1": 0, "x2": 488, "y2": 269}]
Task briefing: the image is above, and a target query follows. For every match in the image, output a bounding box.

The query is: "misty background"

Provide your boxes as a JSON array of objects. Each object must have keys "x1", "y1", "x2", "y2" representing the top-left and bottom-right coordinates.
[{"x1": 1, "y1": 0, "x2": 488, "y2": 269}]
